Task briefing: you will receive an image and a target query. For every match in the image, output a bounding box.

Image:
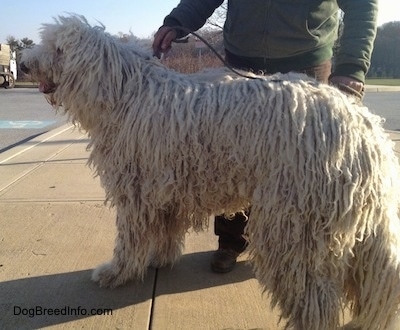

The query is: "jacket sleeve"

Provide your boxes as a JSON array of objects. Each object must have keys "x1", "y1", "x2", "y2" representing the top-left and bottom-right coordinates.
[
  {"x1": 163, "y1": 0, "x2": 224, "y2": 38},
  {"x1": 333, "y1": 0, "x2": 378, "y2": 83}
]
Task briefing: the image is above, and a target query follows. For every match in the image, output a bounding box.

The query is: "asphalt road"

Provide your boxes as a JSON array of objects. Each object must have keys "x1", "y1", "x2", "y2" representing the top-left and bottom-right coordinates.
[
  {"x1": 0, "y1": 87, "x2": 399, "y2": 153},
  {"x1": 0, "y1": 88, "x2": 68, "y2": 153},
  {"x1": 364, "y1": 91, "x2": 400, "y2": 131}
]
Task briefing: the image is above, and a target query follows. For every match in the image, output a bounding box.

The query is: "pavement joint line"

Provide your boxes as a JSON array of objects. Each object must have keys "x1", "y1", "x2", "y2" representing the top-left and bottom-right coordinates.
[
  {"x1": 0, "y1": 128, "x2": 86, "y2": 194},
  {"x1": 0, "y1": 124, "x2": 74, "y2": 164},
  {"x1": 0, "y1": 151, "x2": 68, "y2": 194},
  {"x1": 0, "y1": 165, "x2": 43, "y2": 194},
  {"x1": 0, "y1": 199, "x2": 106, "y2": 204},
  {"x1": 148, "y1": 267, "x2": 159, "y2": 330}
]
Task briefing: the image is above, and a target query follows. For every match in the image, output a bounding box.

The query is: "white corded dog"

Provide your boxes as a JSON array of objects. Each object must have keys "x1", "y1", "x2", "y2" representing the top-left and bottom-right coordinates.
[{"x1": 21, "y1": 15, "x2": 400, "y2": 329}]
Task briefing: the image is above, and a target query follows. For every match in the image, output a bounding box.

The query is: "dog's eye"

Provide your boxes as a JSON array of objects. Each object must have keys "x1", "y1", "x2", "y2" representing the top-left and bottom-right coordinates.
[{"x1": 56, "y1": 48, "x2": 62, "y2": 55}]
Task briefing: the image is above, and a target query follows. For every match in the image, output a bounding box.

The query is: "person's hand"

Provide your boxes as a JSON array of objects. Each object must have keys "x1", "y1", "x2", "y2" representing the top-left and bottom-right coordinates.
[
  {"x1": 152, "y1": 26, "x2": 177, "y2": 58},
  {"x1": 329, "y1": 76, "x2": 365, "y2": 100}
]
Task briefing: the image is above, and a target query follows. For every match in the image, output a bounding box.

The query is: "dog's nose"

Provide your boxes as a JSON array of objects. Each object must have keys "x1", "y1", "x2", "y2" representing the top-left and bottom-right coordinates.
[{"x1": 20, "y1": 62, "x2": 30, "y2": 74}]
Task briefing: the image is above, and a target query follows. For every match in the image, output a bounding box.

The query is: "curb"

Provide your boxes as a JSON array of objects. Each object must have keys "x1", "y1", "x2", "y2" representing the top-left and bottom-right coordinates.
[
  {"x1": 365, "y1": 85, "x2": 400, "y2": 93},
  {"x1": 14, "y1": 84, "x2": 38, "y2": 89}
]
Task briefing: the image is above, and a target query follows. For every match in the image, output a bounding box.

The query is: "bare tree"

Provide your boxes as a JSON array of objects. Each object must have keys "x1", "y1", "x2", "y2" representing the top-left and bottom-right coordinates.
[
  {"x1": 6, "y1": 36, "x2": 20, "y2": 52},
  {"x1": 20, "y1": 38, "x2": 35, "y2": 49},
  {"x1": 6, "y1": 36, "x2": 35, "y2": 51},
  {"x1": 205, "y1": 1, "x2": 227, "y2": 30}
]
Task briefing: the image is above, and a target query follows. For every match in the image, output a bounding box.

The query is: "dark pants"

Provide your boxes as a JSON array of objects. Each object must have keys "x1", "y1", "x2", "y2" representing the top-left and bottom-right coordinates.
[
  {"x1": 214, "y1": 54, "x2": 332, "y2": 252},
  {"x1": 214, "y1": 211, "x2": 249, "y2": 252}
]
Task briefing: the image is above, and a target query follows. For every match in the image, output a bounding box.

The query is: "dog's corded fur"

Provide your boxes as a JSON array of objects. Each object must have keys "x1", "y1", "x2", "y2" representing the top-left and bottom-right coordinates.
[{"x1": 21, "y1": 15, "x2": 400, "y2": 329}]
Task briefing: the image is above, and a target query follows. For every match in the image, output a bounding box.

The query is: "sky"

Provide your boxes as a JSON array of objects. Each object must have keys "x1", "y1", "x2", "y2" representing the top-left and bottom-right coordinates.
[{"x1": 1, "y1": 0, "x2": 399, "y2": 44}]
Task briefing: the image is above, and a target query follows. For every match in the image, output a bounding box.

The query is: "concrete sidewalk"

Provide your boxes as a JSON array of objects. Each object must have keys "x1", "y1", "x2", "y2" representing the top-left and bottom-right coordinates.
[{"x1": 1, "y1": 123, "x2": 400, "y2": 329}]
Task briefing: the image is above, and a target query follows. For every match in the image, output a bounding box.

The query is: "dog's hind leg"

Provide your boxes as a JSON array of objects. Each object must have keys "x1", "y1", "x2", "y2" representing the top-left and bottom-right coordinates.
[
  {"x1": 342, "y1": 223, "x2": 400, "y2": 330},
  {"x1": 247, "y1": 206, "x2": 343, "y2": 329}
]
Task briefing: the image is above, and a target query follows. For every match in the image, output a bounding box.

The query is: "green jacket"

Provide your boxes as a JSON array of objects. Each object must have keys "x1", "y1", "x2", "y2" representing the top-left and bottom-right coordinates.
[{"x1": 163, "y1": 0, "x2": 378, "y2": 83}]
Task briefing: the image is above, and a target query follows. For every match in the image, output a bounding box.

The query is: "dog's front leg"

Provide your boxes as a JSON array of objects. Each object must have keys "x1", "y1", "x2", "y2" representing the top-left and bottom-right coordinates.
[{"x1": 92, "y1": 210, "x2": 154, "y2": 288}]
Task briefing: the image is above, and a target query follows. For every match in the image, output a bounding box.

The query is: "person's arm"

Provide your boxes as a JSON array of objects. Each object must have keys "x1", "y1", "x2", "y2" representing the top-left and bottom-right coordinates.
[
  {"x1": 153, "y1": 0, "x2": 223, "y2": 58},
  {"x1": 330, "y1": 0, "x2": 378, "y2": 93}
]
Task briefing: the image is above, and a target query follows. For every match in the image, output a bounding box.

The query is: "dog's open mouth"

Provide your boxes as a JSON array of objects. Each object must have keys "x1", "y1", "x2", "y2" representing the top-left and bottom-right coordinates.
[{"x1": 39, "y1": 81, "x2": 57, "y2": 94}]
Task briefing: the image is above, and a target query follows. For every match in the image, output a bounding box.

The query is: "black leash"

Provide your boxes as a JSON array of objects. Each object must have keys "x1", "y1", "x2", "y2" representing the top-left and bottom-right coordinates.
[
  {"x1": 157, "y1": 27, "x2": 364, "y2": 101},
  {"x1": 169, "y1": 26, "x2": 263, "y2": 80}
]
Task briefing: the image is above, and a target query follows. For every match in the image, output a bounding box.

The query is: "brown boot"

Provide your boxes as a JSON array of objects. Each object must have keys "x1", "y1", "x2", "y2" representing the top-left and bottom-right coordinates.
[{"x1": 210, "y1": 248, "x2": 240, "y2": 273}]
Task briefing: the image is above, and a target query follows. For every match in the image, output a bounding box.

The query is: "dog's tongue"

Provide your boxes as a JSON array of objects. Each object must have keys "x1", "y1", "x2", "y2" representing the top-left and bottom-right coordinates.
[
  {"x1": 39, "y1": 82, "x2": 47, "y2": 93},
  {"x1": 39, "y1": 82, "x2": 56, "y2": 94}
]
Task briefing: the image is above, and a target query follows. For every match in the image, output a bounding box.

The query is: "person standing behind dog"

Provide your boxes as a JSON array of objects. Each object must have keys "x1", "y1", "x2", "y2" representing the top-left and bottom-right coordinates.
[{"x1": 152, "y1": 0, "x2": 378, "y2": 273}]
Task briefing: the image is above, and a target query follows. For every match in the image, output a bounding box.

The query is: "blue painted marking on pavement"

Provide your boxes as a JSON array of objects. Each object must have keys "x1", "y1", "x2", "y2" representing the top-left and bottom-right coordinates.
[{"x1": 0, "y1": 120, "x2": 56, "y2": 129}]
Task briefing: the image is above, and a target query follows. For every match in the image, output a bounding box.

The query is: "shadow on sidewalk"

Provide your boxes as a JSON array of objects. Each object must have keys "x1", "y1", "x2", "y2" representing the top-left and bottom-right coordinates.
[{"x1": 0, "y1": 251, "x2": 254, "y2": 328}]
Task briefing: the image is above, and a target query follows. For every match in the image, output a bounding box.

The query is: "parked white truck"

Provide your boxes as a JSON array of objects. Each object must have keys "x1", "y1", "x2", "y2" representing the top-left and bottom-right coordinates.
[{"x1": 0, "y1": 43, "x2": 16, "y2": 88}]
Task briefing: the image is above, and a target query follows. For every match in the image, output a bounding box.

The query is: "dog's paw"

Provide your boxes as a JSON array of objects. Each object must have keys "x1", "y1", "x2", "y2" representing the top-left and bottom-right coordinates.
[{"x1": 92, "y1": 261, "x2": 127, "y2": 288}]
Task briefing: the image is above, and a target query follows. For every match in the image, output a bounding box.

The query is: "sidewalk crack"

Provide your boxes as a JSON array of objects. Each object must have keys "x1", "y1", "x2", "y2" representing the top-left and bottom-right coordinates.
[{"x1": 148, "y1": 268, "x2": 159, "y2": 330}]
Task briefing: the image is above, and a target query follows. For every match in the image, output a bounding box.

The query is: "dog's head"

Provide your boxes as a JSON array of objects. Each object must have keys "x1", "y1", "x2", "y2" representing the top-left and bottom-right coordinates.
[
  {"x1": 20, "y1": 15, "x2": 104, "y2": 106},
  {"x1": 20, "y1": 45, "x2": 60, "y2": 95}
]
